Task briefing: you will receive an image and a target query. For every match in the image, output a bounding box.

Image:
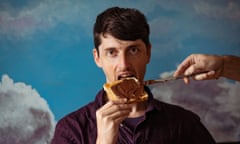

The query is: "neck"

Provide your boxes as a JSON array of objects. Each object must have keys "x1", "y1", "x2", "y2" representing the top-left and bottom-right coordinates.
[{"x1": 128, "y1": 101, "x2": 147, "y2": 118}]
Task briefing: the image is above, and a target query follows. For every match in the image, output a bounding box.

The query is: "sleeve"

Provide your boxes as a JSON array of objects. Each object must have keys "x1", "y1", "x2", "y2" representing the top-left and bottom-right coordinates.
[
  {"x1": 186, "y1": 113, "x2": 216, "y2": 144},
  {"x1": 51, "y1": 119, "x2": 80, "y2": 144},
  {"x1": 191, "y1": 120, "x2": 216, "y2": 144}
]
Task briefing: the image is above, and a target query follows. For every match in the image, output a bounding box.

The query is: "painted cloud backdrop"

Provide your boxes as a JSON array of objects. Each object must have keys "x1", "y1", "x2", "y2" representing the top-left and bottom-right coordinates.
[{"x1": 0, "y1": 0, "x2": 240, "y2": 143}]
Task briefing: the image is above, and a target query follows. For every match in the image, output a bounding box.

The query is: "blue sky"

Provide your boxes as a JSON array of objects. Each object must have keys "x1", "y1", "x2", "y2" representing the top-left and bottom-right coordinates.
[{"x1": 0, "y1": 0, "x2": 240, "y2": 122}]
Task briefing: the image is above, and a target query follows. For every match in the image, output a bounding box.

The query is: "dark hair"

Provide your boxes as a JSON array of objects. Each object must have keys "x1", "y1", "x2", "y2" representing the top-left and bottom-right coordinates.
[{"x1": 93, "y1": 7, "x2": 150, "y2": 52}]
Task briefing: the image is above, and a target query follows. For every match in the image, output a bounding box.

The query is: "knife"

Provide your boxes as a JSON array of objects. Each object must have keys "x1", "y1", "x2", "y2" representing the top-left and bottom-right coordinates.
[{"x1": 143, "y1": 71, "x2": 208, "y2": 85}]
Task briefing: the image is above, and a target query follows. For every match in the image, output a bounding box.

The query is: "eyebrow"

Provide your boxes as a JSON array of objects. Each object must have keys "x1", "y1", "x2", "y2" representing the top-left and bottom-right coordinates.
[
  {"x1": 103, "y1": 47, "x2": 116, "y2": 51},
  {"x1": 102, "y1": 41, "x2": 142, "y2": 51},
  {"x1": 127, "y1": 44, "x2": 141, "y2": 48}
]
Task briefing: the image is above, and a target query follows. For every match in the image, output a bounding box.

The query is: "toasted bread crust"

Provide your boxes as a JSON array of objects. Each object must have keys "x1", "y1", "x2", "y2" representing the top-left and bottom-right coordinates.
[{"x1": 103, "y1": 77, "x2": 148, "y2": 103}]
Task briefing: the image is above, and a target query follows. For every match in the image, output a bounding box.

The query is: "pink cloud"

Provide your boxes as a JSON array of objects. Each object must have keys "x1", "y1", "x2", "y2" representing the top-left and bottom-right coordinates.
[
  {"x1": 194, "y1": 1, "x2": 240, "y2": 20},
  {"x1": 1, "y1": 13, "x2": 53, "y2": 39},
  {"x1": 7, "y1": 16, "x2": 35, "y2": 32}
]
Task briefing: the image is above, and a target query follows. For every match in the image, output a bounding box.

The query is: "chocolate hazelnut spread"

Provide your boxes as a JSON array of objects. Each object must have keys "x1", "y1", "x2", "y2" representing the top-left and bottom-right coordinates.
[
  {"x1": 110, "y1": 78, "x2": 145, "y2": 99},
  {"x1": 103, "y1": 77, "x2": 148, "y2": 103}
]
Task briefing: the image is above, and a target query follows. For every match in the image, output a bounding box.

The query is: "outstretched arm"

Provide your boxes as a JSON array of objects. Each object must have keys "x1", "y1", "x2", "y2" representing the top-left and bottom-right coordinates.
[{"x1": 174, "y1": 54, "x2": 240, "y2": 84}]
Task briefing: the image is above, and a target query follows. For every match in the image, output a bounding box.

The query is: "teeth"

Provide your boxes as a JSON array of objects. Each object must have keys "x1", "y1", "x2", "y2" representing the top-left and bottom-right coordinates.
[{"x1": 118, "y1": 75, "x2": 135, "y2": 80}]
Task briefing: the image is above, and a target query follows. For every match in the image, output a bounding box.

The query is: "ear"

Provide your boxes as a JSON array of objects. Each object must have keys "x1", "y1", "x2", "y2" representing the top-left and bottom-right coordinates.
[
  {"x1": 146, "y1": 44, "x2": 151, "y2": 64},
  {"x1": 93, "y1": 48, "x2": 102, "y2": 68}
]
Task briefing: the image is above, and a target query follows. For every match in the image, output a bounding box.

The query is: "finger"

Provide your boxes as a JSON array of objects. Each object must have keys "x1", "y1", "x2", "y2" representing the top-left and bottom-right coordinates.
[
  {"x1": 191, "y1": 70, "x2": 216, "y2": 80},
  {"x1": 184, "y1": 63, "x2": 211, "y2": 76},
  {"x1": 184, "y1": 64, "x2": 201, "y2": 76},
  {"x1": 174, "y1": 64, "x2": 189, "y2": 77},
  {"x1": 193, "y1": 73, "x2": 208, "y2": 80},
  {"x1": 99, "y1": 108, "x2": 130, "y2": 125},
  {"x1": 109, "y1": 108, "x2": 131, "y2": 120},
  {"x1": 113, "y1": 112, "x2": 130, "y2": 124},
  {"x1": 97, "y1": 102, "x2": 131, "y2": 117},
  {"x1": 101, "y1": 99, "x2": 128, "y2": 110},
  {"x1": 174, "y1": 55, "x2": 194, "y2": 77},
  {"x1": 183, "y1": 77, "x2": 190, "y2": 84},
  {"x1": 207, "y1": 70, "x2": 216, "y2": 76},
  {"x1": 111, "y1": 98, "x2": 128, "y2": 104}
]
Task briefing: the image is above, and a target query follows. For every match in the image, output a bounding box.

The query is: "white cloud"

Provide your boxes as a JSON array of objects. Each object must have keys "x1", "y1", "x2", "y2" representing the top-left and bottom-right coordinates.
[
  {"x1": 0, "y1": 74, "x2": 55, "y2": 144},
  {"x1": 150, "y1": 73, "x2": 240, "y2": 142}
]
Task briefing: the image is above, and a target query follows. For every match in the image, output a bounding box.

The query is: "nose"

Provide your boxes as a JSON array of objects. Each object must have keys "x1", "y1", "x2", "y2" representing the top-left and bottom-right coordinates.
[{"x1": 118, "y1": 53, "x2": 131, "y2": 69}]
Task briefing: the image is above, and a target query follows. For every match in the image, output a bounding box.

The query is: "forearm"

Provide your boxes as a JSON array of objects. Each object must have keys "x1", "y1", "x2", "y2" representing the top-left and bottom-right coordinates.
[{"x1": 222, "y1": 55, "x2": 240, "y2": 81}]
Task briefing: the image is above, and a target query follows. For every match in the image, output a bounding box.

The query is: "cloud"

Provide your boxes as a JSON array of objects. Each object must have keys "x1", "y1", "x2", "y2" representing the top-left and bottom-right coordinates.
[
  {"x1": 0, "y1": 0, "x2": 146, "y2": 39},
  {"x1": 194, "y1": 1, "x2": 240, "y2": 20},
  {"x1": 0, "y1": 2, "x2": 46, "y2": 39},
  {"x1": 0, "y1": 0, "x2": 96, "y2": 39},
  {"x1": 0, "y1": 74, "x2": 55, "y2": 144},
  {"x1": 150, "y1": 72, "x2": 240, "y2": 142},
  {"x1": 1, "y1": 0, "x2": 239, "y2": 41},
  {"x1": 149, "y1": 1, "x2": 240, "y2": 59}
]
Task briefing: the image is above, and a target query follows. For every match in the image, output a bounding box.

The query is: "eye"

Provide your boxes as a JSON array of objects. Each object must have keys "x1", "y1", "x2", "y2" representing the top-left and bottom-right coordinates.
[
  {"x1": 106, "y1": 48, "x2": 118, "y2": 57},
  {"x1": 129, "y1": 46, "x2": 139, "y2": 55}
]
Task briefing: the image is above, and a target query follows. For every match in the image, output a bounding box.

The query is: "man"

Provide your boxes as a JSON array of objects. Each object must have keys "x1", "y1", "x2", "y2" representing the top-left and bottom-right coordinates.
[
  {"x1": 174, "y1": 54, "x2": 240, "y2": 83},
  {"x1": 52, "y1": 7, "x2": 216, "y2": 144}
]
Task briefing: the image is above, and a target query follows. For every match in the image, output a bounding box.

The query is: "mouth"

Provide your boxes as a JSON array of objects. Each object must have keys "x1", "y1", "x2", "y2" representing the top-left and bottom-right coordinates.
[{"x1": 117, "y1": 73, "x2": 135, "y2": 80}]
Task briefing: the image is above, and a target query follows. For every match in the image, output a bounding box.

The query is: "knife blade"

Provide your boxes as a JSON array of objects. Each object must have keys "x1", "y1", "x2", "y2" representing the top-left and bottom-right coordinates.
[{"x1": 143, "y1": 71, "x2": 208, "y2": 85}]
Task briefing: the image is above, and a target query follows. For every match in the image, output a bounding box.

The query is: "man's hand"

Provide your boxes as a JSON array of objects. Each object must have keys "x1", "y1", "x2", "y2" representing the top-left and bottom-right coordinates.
[{"x1": 96, "y1": 99, "x2": 131, "y2": 144}]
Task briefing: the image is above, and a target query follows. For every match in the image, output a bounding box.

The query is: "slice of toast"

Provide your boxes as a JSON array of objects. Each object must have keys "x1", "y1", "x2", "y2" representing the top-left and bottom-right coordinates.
[{"x1": 103, "y1": 77, "x2": 148, "y2": 103}]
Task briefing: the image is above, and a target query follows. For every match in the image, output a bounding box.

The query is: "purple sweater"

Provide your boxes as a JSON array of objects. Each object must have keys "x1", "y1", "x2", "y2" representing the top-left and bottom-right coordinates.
[{"x1": 52, "y1": 87, "x2": 216, "y2": 144}]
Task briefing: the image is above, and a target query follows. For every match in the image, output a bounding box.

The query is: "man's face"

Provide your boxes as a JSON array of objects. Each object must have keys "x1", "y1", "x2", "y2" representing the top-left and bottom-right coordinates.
[{"x1": 93, "y1": 34, "x2": 151, "y2": 83}]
